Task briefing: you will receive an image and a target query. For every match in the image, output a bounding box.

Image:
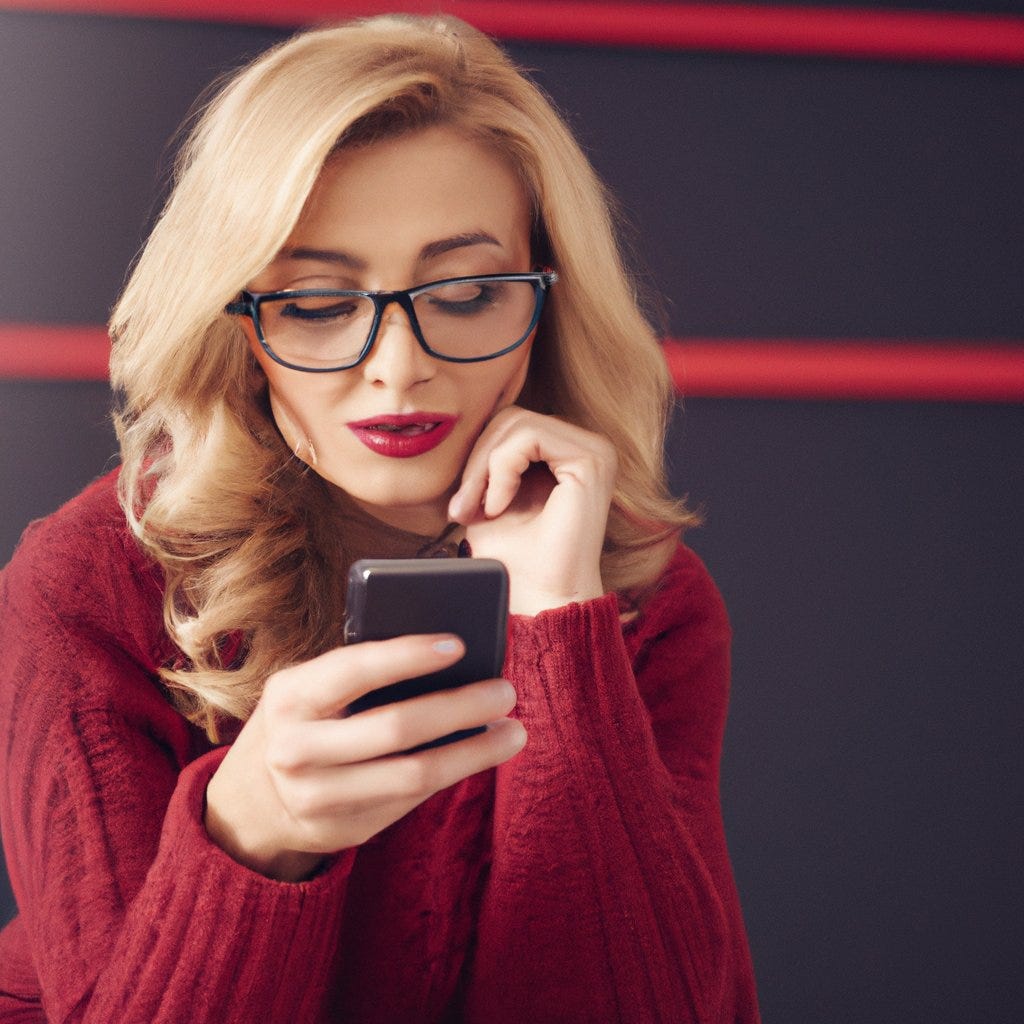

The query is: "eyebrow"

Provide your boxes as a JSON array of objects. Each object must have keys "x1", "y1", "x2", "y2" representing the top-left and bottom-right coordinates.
[
  {"x1": 419, "y1": 231, "x2": 502, "y2": 260},
  {"x1": 278, "y1": 231, "x2": 503, "y2": 269}
]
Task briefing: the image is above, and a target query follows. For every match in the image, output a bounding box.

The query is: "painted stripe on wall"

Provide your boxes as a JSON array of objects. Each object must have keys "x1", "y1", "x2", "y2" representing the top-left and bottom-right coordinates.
[
  {"x1": 3, "y1": 324, "x2": 1022, "y2": 402},
  {"x1": 2, "y1": 1, "x2": 1024, "y2": 64},
  {"x1": 661, "y1": 339, "x2": 1024, "y2": 402},
  {"x1": 0, "y1": 325, "x2": 111, "y2": 382}
]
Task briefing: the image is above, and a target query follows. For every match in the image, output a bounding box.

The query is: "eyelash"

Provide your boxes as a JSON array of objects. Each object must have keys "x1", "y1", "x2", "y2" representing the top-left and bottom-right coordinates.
[{"x1": 280, "y1": 299, "x2": 362, "y2": 322}]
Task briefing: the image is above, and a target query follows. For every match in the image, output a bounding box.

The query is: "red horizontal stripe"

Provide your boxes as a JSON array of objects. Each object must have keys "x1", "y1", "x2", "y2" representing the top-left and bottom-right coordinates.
[
  {"x1": 0, "y1": 324, "x2": 111, "y2": 381},
  {"x1": 3, "y1": 324, "x2": 1023, "y2": 402},
  {"x1": 3, "y1": 1, "x2": 1023, "y2": 65},
  {"x1": 663, "y1": 339, "x2": 1024, "y2": 402}
]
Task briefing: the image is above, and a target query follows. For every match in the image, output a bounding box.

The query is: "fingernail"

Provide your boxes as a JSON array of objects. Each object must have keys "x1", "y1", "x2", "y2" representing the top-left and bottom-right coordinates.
[
  {"x1": 432, "y1": 638, "x2": 460, "y2": 654},
  {"x1": 509, "y1": 721, "x2": 527, "y2": 751}
]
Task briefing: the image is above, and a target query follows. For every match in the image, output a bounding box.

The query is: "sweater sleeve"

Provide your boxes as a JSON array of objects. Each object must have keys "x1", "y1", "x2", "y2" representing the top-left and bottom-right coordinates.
[
  {"x1": 0, "y1": 493, "x2": 354, "y2": 1024},
  {"x1": 462, "y1": 546, "x2": 759, "y2": 1024}
]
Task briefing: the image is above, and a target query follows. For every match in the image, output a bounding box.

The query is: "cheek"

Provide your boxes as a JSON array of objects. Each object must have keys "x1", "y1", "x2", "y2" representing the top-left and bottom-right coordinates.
[
  {"x1": 247, "y1": 339, "x2": 337, "y2": 450},
  {"x1": 266, "y1": 387, "x2": 309, "y2": 450},
  {"x1": 243, "y1": 323, "x2": 298, "y2": 418},
  {"x1": 487, "y1": 343, "x2": 534, "y2": 413}
]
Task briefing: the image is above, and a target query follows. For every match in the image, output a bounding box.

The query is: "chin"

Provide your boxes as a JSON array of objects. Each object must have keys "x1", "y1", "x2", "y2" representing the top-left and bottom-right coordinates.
[{"x1": 337, "y1": 474, "x2": 455, "y2": 524}]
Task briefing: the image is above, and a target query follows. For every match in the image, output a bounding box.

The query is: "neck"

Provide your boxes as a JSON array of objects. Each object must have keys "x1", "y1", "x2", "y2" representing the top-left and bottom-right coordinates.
[
  {"x1": 326, "y1": 483, "x2": 462, "y2": 551},
  {"x1": 347, "y1": 497, "x2": 450, "y2": 537}
]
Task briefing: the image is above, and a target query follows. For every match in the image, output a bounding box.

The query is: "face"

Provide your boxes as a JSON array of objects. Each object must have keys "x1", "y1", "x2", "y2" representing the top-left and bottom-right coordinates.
[{"x1": 243, "y1": 124, "x2": 536, "y2": 534}]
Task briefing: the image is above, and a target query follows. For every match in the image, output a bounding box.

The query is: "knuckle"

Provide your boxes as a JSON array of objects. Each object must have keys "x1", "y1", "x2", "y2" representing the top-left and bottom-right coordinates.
[
  {"x1": 395, "y1": 757, "x2": 438, "y2": 798},
  {"x1": 588, "y1": 438, "x2": 618, "y2": 482},
  {"x1": 262, "y1": 668, "x2": 302, "y2": 717},
  {"x1": 486, "y1": 446, "x2": 509, "y2": 473},
  {"x1": 260, "y1": 672, "x2": 287, "y2": 712},
  {"x1": 493, "y1": 404, "x2": 524, "y2": 428},
  {"x1": 598, "y1": 436, "x2": 618, "y2": 467},
  {"x1": 586, "y1": 430, "x2": 616, "y2": 462},
  {"x1": 378, "y1": 712, "x2": 414, "y2": 753},
  {"x1": 265, "y1": 736, "x2": 303, "y2": 774},
  {"x1": 574, "y1": 451, "x2": 603, "y2": 481}
]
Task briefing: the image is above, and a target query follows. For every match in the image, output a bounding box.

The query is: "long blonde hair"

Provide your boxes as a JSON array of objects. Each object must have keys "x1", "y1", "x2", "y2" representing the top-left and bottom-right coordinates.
[{"x1": 110, "y1": 14, "x2": 697, "y2": 739}]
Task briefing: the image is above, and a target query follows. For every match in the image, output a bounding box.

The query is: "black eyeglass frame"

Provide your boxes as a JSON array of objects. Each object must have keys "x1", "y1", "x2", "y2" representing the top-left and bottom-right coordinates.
[{"x1": 225, "y1": 270, "x2": 558, "y2": 373}]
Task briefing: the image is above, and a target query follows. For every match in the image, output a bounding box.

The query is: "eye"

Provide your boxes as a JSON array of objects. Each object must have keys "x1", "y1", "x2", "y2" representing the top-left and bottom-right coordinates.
[
  {"x1": 422, "y1": 280, "x2": 500, "y2": 316},
  {"x1": 279, "y1": 296, "x2": 363, "y2": 322}
]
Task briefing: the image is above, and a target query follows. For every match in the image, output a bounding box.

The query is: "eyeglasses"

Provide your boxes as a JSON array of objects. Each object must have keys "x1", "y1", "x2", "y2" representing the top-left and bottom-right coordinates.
[{"x1": 226, "y1": 271, "x2": 557, "y2": 373}]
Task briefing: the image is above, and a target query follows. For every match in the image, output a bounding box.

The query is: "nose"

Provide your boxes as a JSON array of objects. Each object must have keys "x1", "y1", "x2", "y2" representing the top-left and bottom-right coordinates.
[{"x1": 360, "y1": 300, "x2": 436, "y2": 391}]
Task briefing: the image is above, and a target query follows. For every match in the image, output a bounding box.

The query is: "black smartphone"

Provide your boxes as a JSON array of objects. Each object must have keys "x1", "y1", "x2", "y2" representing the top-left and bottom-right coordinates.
[{"x1": 343, "y1": 558, "x2": 509, "y2": 748}]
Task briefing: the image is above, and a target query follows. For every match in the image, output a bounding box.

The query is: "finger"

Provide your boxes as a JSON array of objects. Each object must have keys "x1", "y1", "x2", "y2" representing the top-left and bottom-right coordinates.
[
  {"x1": 270, "y1": 678, "x2": 518, "y2": 768},
  {"x1": 265, "y1": 634, "x2": 466, "y2": 721},
  {"x1": 452, "y1": 419, "x2": 542, "y2": 522},
  {"x1": 448, "y1": 409, "x2": 521, "y2": 522},
  {"x1": 448, "y1": 461, "x2": 488, "y2": 523},
  {"x1": 481, "y1": 444, "x2": 534, "y2": 518},
  {"x1": 308, "y1": 716, "x2": 528, "y2": 815}
]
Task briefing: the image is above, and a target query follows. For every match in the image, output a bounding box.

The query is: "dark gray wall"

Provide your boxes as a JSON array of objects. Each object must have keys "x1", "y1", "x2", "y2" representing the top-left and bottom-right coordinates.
[{"x1": 2, "y1": 8, "x2": 1022, "y2": 1022}]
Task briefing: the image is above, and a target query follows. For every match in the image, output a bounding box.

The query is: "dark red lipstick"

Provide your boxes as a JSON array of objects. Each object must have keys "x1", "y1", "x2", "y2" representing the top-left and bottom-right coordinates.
[{"x1": 347, "y1": 413, "x2": 457, "y2": 458}]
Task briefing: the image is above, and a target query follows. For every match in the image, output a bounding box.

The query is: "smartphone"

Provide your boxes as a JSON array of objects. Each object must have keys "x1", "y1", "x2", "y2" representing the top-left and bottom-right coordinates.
[{"x1": 343, "y1": 558, "x2": 509, "y2": 748}]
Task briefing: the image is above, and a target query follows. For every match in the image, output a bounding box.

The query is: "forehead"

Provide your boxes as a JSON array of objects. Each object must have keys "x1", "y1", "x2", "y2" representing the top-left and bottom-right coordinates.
[{"x1": 288, "y1": 124, "x2": 532, "y2": 262}]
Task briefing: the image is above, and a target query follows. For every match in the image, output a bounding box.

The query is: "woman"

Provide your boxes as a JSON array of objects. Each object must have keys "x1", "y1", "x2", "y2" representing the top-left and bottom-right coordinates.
[{"x1": 0, "y1": 14, "x2": 759, "y2": 1023}]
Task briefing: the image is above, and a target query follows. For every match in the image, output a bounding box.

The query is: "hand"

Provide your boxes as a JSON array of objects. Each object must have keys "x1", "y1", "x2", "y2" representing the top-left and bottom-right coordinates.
[
  {"x1": 204, "y1": 635, "x2": 525, "y2": 881},
  {"x1": 447, "y1": 407, "x2": 617, "y2": 616}
]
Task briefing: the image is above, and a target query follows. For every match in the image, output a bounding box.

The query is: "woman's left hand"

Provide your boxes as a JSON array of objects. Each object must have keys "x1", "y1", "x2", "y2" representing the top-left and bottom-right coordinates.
[{"x1": 447, "y1": 407, "x2": 617, "y2": 616}]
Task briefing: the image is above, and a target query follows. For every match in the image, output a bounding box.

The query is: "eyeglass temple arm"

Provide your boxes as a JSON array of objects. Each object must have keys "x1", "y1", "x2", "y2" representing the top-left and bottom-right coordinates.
[{"x1": 225, "y1": 292, "x2": 255, "y2": 316}]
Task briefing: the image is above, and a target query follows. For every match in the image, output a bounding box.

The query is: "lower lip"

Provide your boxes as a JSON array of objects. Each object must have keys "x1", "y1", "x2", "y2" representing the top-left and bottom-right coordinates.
[{"x1": 347, "y1": 418, "x2": 457, "y2": 458}]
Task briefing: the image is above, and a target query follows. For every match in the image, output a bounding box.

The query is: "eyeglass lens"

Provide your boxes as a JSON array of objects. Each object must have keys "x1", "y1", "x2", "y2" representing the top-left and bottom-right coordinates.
[{"x1": 258, "y1": 278, "x2": 539, "y2": 369}]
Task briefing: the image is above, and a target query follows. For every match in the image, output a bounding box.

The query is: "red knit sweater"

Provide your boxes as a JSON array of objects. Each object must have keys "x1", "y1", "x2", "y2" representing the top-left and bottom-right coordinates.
[{"x1": 0, "y1": 471, "x2": 759, "y2": 1023}]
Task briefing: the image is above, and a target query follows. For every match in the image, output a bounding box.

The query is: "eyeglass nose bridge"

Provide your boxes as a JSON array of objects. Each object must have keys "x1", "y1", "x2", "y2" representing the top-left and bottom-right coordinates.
[{"x1": 361, "y1": 290, "x2": 433, "y2": 364}]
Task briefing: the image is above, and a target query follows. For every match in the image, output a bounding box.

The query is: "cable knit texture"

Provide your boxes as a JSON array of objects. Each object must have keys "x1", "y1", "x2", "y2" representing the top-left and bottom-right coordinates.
[{"x1": 0, "y1": 470, "x2": 759, "y2": 1023}]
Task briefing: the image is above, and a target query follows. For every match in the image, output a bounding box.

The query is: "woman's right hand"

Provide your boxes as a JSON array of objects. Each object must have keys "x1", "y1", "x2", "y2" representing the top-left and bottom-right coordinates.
[{"x1": 204, "y1": 635, "x2": 525, "y2": 881}]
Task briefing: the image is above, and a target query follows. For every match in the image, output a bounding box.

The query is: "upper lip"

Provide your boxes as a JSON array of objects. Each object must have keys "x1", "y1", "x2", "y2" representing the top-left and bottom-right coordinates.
[{"x1": 347, "y1": 412, "x2": 456, "y2": 428}]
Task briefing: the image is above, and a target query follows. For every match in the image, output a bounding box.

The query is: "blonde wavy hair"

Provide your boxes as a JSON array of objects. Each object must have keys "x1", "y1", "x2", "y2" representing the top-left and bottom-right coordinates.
[{"x1": 110, "y1": 14, "x2": 698, "y2": 739}]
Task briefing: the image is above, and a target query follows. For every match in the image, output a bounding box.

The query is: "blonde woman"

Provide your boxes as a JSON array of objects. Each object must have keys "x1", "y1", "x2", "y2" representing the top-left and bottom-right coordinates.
[{"x1": 0, "y1": 14, "x2": 759, "y2": 1023}]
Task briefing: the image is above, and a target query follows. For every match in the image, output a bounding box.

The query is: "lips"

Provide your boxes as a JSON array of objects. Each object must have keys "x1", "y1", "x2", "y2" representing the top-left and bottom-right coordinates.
[{"x1": 347, "y1": 413, "x2": 458, "y2": 458}]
